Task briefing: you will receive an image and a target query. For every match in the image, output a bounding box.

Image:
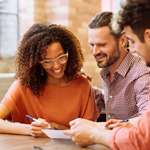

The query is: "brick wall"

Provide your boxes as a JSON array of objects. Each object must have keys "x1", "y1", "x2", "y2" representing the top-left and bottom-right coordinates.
[
  {"x1": 19, "y1": 0, "x2": 35, "y2": 39},
  {"x1": 68, "y1": 0, "x2": 102, "y2": 88}
]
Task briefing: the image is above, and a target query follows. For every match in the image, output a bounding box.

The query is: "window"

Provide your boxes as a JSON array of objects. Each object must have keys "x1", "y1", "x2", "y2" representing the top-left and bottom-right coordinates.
[
  {"x1": 101, "y1": 0, "x2": 121, "y2": 12},
  {"x1": 0, "y1": 0, "x2": 18, "y2": 59}
]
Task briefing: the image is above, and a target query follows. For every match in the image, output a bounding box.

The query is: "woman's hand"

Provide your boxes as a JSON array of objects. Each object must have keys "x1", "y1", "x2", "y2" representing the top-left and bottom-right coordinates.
[
  {"x1": 48, "y1": 122, "x2": 69, "y2": 130},
  {"x1": 30, "y1": 118, "x2": 69, "y2": 137},
  {"x1": 30, "y1": 118, "x2": 51, "y2": 137}
]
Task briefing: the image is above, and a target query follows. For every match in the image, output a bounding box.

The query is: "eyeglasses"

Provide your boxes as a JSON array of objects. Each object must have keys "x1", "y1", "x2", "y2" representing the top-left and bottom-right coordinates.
[{"x1": 40, "y1": 52, "x2": 68, "y2": 68}]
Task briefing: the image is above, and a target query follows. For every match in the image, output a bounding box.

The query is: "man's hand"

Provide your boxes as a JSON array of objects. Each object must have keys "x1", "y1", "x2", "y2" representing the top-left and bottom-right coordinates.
[
  {"x1": 64, "y1": 118, "x2": 111, "y2": 147},
  {"x1": 64, "y1": 123, "x2": 96, "y2": 147},
  {"x1": 69, "y1": 118, "x2": 96, "y2": 129},
  {"x1": 104, "y1": 119, "x2": 133, "y2": 129},
  {"x1": 76, "y1": 69, "x2": 92, "y2": 81}
]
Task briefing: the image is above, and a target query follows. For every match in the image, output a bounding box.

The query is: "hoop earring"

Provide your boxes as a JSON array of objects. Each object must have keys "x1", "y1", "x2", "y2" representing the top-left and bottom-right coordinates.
[{"x1": 41, "y1": 66, "x2": 44, "y2": 76}]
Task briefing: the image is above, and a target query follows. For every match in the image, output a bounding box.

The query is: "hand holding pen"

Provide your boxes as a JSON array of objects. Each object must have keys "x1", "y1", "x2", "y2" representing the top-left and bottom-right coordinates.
[
  {"x1": 26, "y1": 115, "x2": 54, "y2": 137},
  {"x1": 101, "y1": 119, "x2": 130, "y2": 130},
  {"x1": 26, "y1": 115, "x2": 54, "y2": 130}
]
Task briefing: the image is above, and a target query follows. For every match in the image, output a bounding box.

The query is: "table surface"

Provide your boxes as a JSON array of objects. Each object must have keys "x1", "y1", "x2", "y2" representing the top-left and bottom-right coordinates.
[{"x1": 0, "y1": 133, "x2": 111, "y2": 150}]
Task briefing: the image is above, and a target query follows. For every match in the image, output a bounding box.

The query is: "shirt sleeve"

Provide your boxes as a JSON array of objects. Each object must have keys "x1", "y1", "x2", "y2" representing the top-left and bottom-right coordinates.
[
  {"x1": 93, "y1": 86, "x2": 105, "y2": 114},
  {"x1": 134, "y1": 72, "x2": 150, "y2": 117},
  {"x1": 109, "y1": 93, "x2": 150, "y2": 150}
]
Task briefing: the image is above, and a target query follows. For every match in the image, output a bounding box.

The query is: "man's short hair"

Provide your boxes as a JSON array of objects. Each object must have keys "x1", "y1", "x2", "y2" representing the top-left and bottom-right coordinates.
[
  {"x1": 89, "y1": 11, "x2": 129, "y2": 47},
  {"x1": 119, "y1": 0, "x2": 150, "y2": 42}
]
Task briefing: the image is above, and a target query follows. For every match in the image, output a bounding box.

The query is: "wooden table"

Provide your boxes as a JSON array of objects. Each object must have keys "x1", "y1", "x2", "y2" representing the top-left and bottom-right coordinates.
[{"x1": 0, "y1": 133, "x2": 111, "y2": 150}]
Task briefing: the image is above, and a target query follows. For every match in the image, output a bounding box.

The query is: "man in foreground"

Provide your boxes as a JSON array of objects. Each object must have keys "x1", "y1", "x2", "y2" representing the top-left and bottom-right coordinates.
[{"x1": 64, "y1": 0, "x2": 150, "y2": 149}]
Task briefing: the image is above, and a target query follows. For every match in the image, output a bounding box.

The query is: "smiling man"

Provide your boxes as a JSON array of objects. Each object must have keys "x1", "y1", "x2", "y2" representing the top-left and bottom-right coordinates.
[
  {"x1": 64, "y1": 0, "x2": 150, "y2": 149},
  {"x1": 89, "y1": 11, "x2": 150, "y2": 121}
]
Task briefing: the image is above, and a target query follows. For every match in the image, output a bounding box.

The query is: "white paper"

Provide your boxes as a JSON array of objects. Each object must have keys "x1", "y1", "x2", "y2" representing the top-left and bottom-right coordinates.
[{"x1": 42, "y1": 129, "x2": 71, "y2": 139}]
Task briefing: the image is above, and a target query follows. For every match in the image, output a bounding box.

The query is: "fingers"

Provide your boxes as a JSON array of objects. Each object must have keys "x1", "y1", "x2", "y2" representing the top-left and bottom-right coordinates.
[
  {"x1": 76, "y1": 70, "x2": 83, "y2": 79},
  {"x1": 69, "y1": 118, "x2": 81, "y2": 130},
  {"x1": 103, "y1": 121, "x2": 133, "y2": 130},
  {"x1": 76, "y1": 69, "x2": 92, "y2": 81},
  {"x1": 113, "y1": 122, "x2": 133, "y2": 128},
  {"x1": 63, "y1": 129, "x2": 83, "y2": 146},
  {"x1": 37, "y1": 118, "x2": 49, "y2": 125},
  {"x1": 30, "y1": 118, "x2": 50, "y2": 137},
  {"x1": 69, "y1": 118, "x2": 86, "y2": 129},
  {"x1": 31, "y1": 130, "x2": 45, "y2": 137},
  {"x1": 31, "y1": 120, "x2": 48, "y2": 128},
  {"x1": 63, "y1": 129, "x2": 73, "y2": 135},
  {"x1": 70, "y1": 124, "x2": 77, "y2": 130},
  {"x1": 69, "y1": 118, "x2": 95, "y2": 130},
  {"x1": 105, "y1": 119, "x2": 121, "y2": 127},
  {"x1": 69, "y1": 118, "x2": 81, "y2": 126},
  {"x1": 30, "y1": 124, "x2": 44, "y2": 137},
  {"x1": 64, "y1": 124, "x2": 96, "y2": 147}
]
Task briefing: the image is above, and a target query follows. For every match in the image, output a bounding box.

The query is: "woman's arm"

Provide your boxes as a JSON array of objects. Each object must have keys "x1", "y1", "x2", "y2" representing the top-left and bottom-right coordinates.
[
  {"x1": 0, "y1": 119, "x2": 31, "y2": 135},
  {"x1": 0, "y1": 103, "x2": 31, "y2": 135}
]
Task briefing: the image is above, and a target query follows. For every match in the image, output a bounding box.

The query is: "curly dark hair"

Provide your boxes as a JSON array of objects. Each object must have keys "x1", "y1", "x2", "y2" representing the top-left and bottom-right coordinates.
[
  {"x1": 119, "y1": 0, "x2": 150, "y2": 42},
  {"x1": 14, "y1": 23, "x2": 84, "y2": 95}
]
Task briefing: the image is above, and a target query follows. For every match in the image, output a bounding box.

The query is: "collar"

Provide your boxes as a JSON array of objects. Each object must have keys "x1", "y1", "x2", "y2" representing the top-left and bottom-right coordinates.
[{"x1": 100, "y1": 51, "x2": 140, "y2": 79}]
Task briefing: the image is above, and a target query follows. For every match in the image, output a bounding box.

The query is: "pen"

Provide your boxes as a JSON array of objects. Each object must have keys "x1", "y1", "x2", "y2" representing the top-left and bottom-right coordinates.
[
  {"x1": 101, "y1": 119, "x2": 129, "y2": 130},
  {"x1": 26, "y1": 115, "x2": 54, "y2": 130}
]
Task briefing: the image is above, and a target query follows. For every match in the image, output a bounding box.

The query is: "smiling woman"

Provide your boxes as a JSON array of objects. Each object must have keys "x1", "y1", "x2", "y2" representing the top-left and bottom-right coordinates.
[
  {"x1": 39, "y1": 42, "x2": 69, "y2": 84},
  {"x1": 0, "y1": 23, "x2": 99, "y2": 137}
]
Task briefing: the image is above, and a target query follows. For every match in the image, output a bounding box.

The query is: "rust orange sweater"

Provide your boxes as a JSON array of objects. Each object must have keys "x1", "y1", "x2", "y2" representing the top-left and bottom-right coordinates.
[{"x1": 2, "y1": 75, "x2": 99, "y2": 128}]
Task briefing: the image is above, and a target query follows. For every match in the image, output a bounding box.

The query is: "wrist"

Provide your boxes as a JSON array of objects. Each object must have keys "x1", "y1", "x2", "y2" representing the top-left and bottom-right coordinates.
[
  {"x1": 17, "y1": 123, "x2": 31, "y2": 135},
  {"x1": 91, "y1": 127, "x2": 111, "y2": 147},
  {"x1": 90, "y1": 127, "x2": 100, "y2": 144}
]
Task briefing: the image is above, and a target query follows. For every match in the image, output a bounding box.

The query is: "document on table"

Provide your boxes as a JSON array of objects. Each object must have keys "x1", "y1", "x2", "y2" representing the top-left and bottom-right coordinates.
[{"x1": 42, "y1": 130, "x2": 71, "y2": 139}]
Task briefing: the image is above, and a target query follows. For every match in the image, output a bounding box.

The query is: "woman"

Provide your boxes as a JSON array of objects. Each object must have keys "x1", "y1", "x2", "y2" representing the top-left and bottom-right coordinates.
[{"x1": 0, "y1": 23, "x2": 99, "y2": 137}]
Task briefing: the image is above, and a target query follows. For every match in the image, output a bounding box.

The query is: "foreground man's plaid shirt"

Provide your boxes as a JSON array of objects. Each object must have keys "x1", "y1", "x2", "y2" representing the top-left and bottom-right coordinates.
[{"x1": 94, "y1": 52, "x2": 150, "y2": 121}]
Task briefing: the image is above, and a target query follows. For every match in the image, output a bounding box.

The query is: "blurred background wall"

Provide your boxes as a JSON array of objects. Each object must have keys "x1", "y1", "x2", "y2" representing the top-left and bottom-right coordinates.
[{"x1": 0, "y1": 0, "x2": 121, "y2": 100}]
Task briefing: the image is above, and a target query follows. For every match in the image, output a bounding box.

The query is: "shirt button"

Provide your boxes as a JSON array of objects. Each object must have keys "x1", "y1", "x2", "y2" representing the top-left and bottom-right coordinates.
[{"x1": 110, "y1": 96, "x2": 112, "y2": 98}]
